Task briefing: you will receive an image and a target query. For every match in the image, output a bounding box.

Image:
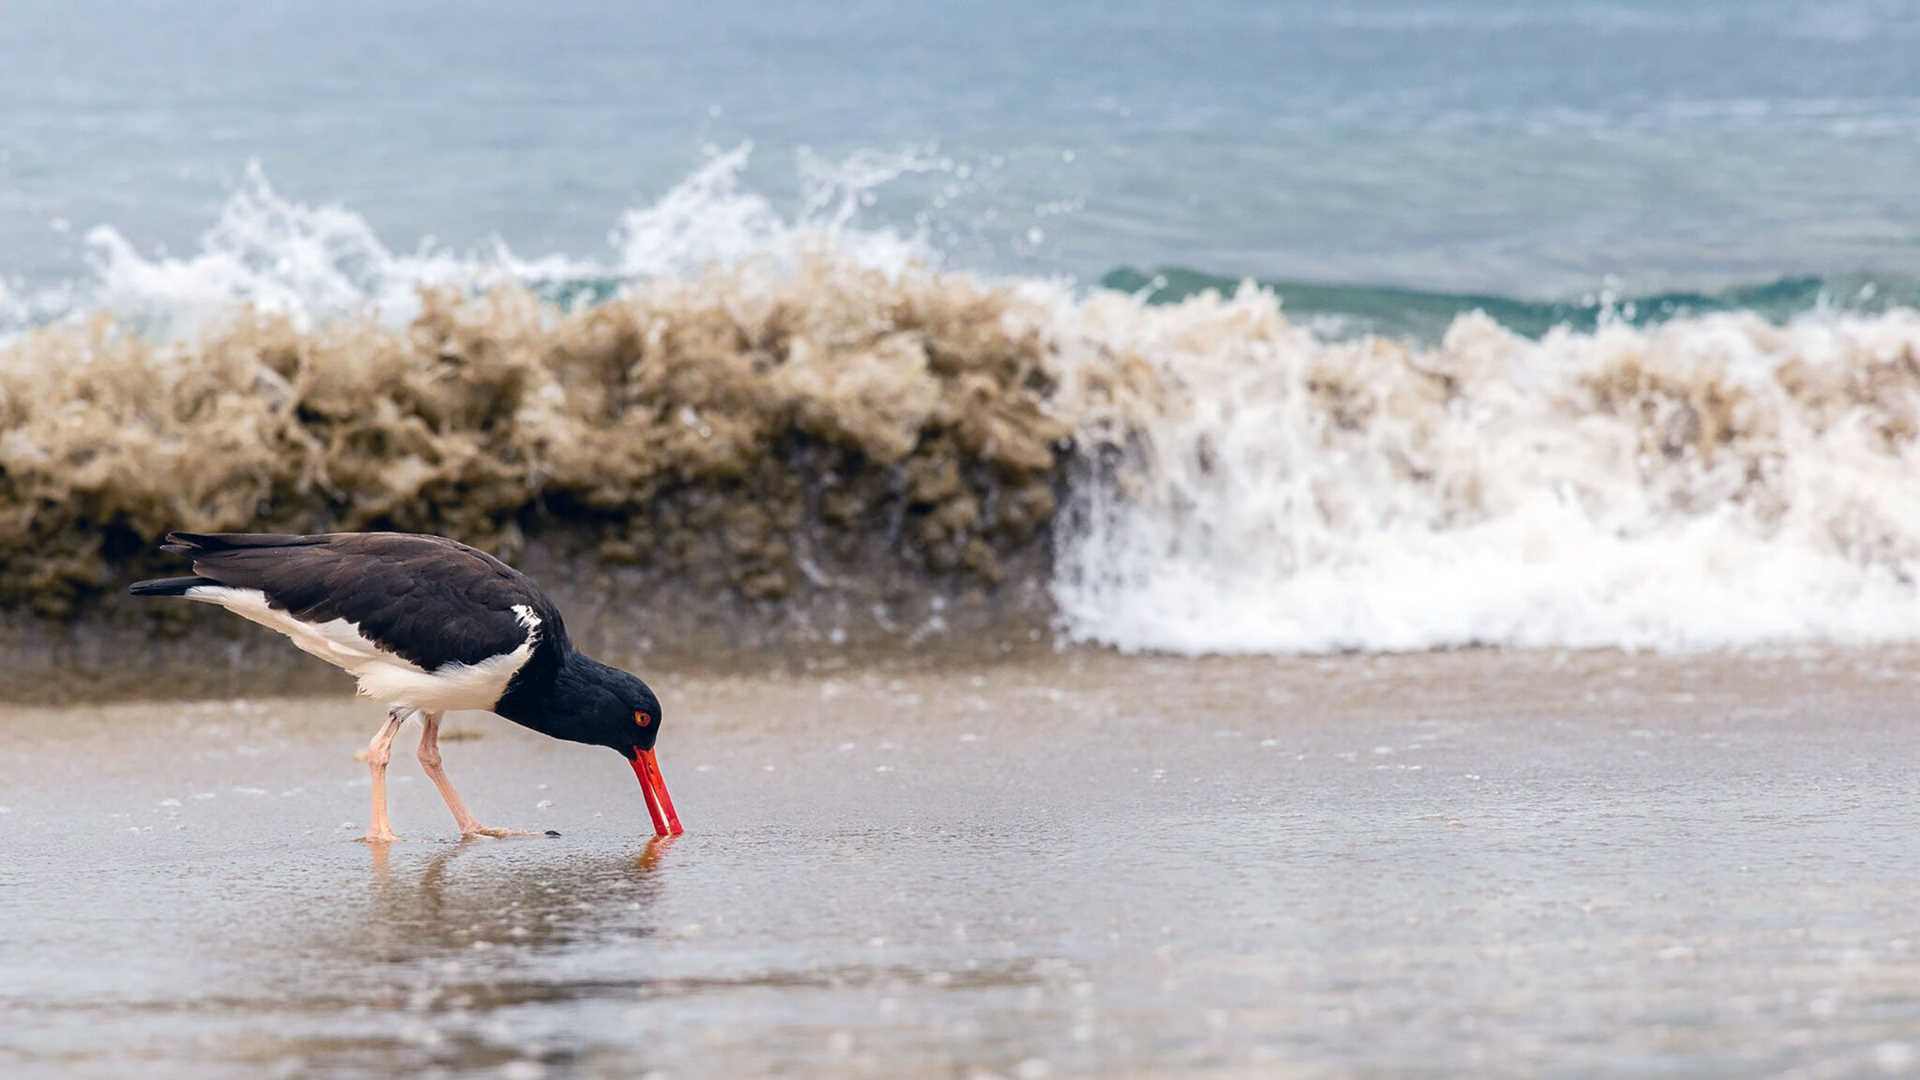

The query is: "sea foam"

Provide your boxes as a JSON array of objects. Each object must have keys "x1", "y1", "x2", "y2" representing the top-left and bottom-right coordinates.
[
  {"x1": 7, "y1": 154, "x2": 1920, "y2": 655},
  {"x1": 1051, "y1": 288, "x2": 1920, "y2": 653}
]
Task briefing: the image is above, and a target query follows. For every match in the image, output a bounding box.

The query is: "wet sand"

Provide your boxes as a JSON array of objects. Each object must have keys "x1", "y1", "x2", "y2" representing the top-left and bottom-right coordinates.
[{"x1": 6, "y1": 648, "x2": 1920, "y2": 1077}]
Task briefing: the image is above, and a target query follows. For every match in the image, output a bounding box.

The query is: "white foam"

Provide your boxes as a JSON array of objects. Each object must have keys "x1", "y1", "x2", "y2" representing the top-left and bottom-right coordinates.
[
  {"x1": 12, "y1": 145, "x2": 936, "y2": 344},
  {"x1": 1048, "y1": 284, "x2": 1920, "y2": 653},
  {"x1": 77, "y1": 163, "x2": 520, "y2": 338},
  {"x1": 610, "y1": 142, "x2": 933, "y2": 281}
]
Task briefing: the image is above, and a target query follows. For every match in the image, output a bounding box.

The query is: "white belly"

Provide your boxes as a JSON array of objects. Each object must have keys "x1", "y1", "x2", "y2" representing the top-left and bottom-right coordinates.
[{"x1": 187, "y1": 586, "x2": 539, "y2": 713}]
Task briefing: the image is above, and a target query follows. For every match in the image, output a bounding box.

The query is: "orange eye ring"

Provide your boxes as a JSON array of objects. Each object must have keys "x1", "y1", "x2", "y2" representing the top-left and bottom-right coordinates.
[{"x1": 634, "y1": 710, "x2": 653, "y2": 727}]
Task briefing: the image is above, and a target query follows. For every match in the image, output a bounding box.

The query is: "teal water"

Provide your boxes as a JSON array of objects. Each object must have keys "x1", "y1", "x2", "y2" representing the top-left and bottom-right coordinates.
[
  {"x1": 1102, "y1": 268, "x2": 1920, "y2": 340},
  {"x1": 530, "y1": 268, "x2": 1920, "y2": 344}
]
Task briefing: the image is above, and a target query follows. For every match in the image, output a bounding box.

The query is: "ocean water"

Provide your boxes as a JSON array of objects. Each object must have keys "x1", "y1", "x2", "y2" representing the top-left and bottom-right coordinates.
[
  {"x1": 7, "y1": 0, "x2": 1919, "y2": 300},
  {"x1": 5, "y1": 0, "x2": 1920, "y2": 657}
]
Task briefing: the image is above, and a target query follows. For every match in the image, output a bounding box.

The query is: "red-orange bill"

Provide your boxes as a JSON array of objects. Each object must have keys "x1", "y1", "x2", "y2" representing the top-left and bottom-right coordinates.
[{"x1": 631, "y1": 748, "x2": 683, "y2": 837}]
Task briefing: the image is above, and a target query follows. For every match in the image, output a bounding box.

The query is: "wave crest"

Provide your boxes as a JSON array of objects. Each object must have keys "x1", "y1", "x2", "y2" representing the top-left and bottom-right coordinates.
[{"x1": 1053, "y1": 286, "x2": 1920, "y2": 652}]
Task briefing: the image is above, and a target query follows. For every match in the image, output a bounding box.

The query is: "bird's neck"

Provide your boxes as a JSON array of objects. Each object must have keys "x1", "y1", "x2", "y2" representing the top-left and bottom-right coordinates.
[
  {"x1": 494, "y1": 639, "x2": 581, "y2": 721},
  {"x1": 492, "y1": 646, "x2": 615, "y2": 743}
]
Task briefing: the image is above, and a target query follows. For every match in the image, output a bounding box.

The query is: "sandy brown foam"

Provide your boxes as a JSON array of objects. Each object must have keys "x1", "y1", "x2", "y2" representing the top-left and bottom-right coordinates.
[
  {"x1": 9, "y1": 255, "x2": 1920, "y2": 686},
  {"x1": 0, "y1": 257, "x2": 1067, "y2": 626}
]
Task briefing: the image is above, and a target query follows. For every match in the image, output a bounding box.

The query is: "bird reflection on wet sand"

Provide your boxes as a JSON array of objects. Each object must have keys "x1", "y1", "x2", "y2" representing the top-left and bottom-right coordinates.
[
  {"x1": 231, "y1": 838, "x2": 680, "y2": 1075},
  {"x1": 255, "y1": 835, "x2": 1052, "y2": 1075},
  {"x1": 363, "y1": 836, "x2": 676, "y2": 960}
]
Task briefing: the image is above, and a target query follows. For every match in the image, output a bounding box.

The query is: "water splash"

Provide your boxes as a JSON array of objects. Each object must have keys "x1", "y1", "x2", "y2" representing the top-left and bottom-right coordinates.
[
  {"x1": 17, "y1": 146, "x2": 939, "y2": 343},
  {"x1": 1051, "y1": 285, "x2": 1920, "y2": 652},
  {"x1": 611, "y1": 143, "x2": 935, "y2": 281}
]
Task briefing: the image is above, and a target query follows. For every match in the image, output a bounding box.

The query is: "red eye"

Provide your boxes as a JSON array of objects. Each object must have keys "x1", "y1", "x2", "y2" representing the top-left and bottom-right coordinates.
[{"x1": 634, "y1": 711, "x2": 653, "y2": 727}]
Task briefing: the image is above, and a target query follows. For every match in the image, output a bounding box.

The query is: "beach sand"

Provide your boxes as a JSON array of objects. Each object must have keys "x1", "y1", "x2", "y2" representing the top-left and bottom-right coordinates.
[{"x1": 5, "y1": 647, "x2": 1919, "y2": 1076}]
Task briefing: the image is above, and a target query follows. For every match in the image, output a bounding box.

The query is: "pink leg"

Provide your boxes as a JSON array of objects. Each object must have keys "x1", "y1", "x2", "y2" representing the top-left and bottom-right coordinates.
[
  {"x1": 361, "y1": 708, "x2": 408, "y2": 844},
  {"x1": 417, "y1": 711, "x2": 523, "y2": 838}
]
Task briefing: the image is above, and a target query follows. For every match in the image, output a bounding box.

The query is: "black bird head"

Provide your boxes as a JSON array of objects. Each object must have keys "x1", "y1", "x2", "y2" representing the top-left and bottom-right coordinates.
[
  {"x1": 605, "y1": 669, "x2": 665, "y2": 755},
  {"x1": 503, "y1": 655, "x2": 681, "y2": 837}
]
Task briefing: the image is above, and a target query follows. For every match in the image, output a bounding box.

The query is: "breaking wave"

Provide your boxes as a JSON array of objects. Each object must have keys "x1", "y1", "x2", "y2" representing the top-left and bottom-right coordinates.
[
  {"x1": 6, "y1": 150, "x2": 1920, "y2": 657},
  {"x1": 1052, "y1": 292, "x2": 1920, "y2": 653}
]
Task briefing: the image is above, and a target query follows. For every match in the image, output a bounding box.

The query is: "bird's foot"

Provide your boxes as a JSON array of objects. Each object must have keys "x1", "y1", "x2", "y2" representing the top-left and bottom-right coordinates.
[
  {"x1": 358, "y1": 829, "x2": 399, "y2": 845},
  {"x1": 461, "y1": 825, "x2": 534, "y2": 839}
]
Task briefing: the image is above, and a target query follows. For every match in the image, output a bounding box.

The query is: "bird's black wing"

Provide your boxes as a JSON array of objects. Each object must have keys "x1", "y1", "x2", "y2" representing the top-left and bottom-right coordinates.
[{"x1": 161, "y1": 531, "x2": 561, "y2": 670}]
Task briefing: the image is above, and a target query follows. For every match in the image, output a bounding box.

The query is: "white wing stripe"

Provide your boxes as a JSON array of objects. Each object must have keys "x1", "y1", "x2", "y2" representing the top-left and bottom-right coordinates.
[{"x1": 186, "y1": 586, "x2": 539, "y2": 712}]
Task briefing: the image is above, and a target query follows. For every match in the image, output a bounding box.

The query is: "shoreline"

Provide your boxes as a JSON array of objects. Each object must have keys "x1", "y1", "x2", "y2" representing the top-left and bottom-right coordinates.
[
  {"x1": 1, "y1": 528, "x2": 1057, "y2": 704},
  {"x1": 11, "y1": 617, "x2": 1917, "y2": 708}
]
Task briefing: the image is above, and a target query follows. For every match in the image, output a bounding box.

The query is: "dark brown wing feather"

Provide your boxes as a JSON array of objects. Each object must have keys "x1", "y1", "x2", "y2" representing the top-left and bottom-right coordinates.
[{"x1": 163, "y1": 531, "x2": 564, "y2": 671}]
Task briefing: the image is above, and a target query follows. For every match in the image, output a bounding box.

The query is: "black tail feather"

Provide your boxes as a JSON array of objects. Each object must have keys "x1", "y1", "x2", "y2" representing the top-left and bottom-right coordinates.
[
  {"x1": 160, "y1": 531, "x2": 322, "y2": 556},
  {"x1": 145, "y1": 532, "x2": 326, "y2": 595},
  {"x1": 128, "y1": 575, "x2": 216, "y2": 598}
]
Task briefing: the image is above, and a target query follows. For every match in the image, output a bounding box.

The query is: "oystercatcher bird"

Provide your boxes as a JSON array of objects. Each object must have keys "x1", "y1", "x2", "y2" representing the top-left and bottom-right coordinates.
[{"x1": 129, "y1": 531, "x2": 682, "y2": 842}]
